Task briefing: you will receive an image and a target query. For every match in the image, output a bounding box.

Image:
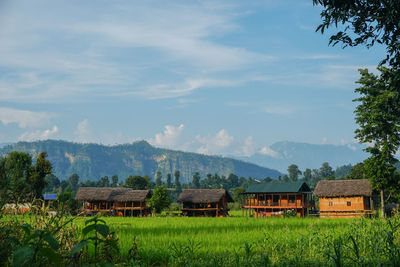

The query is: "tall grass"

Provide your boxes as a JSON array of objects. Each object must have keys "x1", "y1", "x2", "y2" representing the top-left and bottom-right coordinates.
[
  {"x1": 73, "y1": 216, "x2": 400, "y2": 266},
  {"x1": 4, "y1": 213, "x2": 400, "y2": 265}
]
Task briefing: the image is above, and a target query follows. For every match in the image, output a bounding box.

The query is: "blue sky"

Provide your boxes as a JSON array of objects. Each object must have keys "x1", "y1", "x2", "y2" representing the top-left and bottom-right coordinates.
[{"x1": 0, "y1": 0, "x2": 385, "y2": 157}]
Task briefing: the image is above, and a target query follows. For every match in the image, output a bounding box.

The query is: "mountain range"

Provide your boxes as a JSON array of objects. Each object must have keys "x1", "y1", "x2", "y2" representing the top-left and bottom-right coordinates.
[
  {"x1": 235, "y1": 141, "x2": 368, "y2": 172},
  {"x1": 0, "y1": 140, "x2": 282, "y2": 182}
]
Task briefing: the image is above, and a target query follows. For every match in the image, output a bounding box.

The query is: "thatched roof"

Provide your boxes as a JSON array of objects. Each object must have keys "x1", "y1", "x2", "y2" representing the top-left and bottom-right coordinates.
[
  {"x1": 75, "y1": 187, "x2": 151, "y2": 202},
  {"x1": 313, "y1": 179, "x2": 372, "y2": 197},
  {"x1": 245, "y1": 181, "x2": 311, "y2": 194},
  {"x1": 178, "y1": 189, "x2": 234, "y2": 203}
]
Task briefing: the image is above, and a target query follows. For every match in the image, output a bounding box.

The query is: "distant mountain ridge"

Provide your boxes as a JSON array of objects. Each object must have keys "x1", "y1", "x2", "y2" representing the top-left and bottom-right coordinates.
[
  {"x1": 0, "y1": 140, "x2": 282, "y2": 182},
  {"x1": 235, "y1": 141, "x2": 368, "y2": 172}
]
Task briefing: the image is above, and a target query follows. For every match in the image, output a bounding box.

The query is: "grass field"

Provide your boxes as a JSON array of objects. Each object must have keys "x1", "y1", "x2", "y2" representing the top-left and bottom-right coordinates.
[
  {"x1": 70, "y1": 214, "x2": 400, "y2": 266},
  {"x1": 4, "y1": 211, "x2": 400, "y2": 266}
]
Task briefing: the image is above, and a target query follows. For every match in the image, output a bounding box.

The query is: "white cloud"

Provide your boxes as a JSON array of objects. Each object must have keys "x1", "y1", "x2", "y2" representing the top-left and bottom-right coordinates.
[
  {"x1": 196, "y1": 129, "x2": 234, "y2": 154},
  {"x1": 74, "y1": 119, "x2": 92, "y2": 143},
  {"x1": 241, "y1": 136, "x2": 255, "y2": 157},
  {"x1": 150, "y1": 124, "x2": 185, "y2": 149},
  {"x1": 0, "y1": 1, "x2": 273, "y2": 102},
  {"x1": 18, "y1": 125, "x2": 59, "y2": 141},
  {"x1": 0, "y1": 107, "x2": 54, "y2": 128},
  {"x1": 259, "y1": 146, "x2": 280, "y2": 158}
]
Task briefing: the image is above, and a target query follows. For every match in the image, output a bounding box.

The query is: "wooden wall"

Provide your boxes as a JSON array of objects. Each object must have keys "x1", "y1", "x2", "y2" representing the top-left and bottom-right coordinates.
[{"x1": 319, "y1": 196, "x2": 365, "y2": 212}]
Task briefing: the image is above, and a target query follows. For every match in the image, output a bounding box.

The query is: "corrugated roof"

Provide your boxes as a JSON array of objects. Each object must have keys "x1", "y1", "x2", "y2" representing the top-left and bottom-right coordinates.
[
  {"x1": 178, "y1": 189, "x2": 234, "y2": 203},
  {"x1": 313, "y1": 179, "x2": 372, "y2": 197},
  {"x1": 75, "y1": 187, "x2": 151, "y2": 202},
  {"x1": 245, "y1": 181, "x2": 311, "y2": 193}
]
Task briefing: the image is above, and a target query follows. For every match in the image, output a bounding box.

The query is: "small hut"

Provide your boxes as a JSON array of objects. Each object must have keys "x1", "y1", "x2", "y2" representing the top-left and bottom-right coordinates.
[
  {"x1": 75, "y1": 187, "x2": 151, "y2": 216},
  {"x1": 242, "y1": 181, "x2": 312, "y2": 217},
  {"x1": 178, "y1": 189, "x2": 233, "y2": 217},
  {"x1": 313, "y1": 179, "x2": 374, "y2": 218}
]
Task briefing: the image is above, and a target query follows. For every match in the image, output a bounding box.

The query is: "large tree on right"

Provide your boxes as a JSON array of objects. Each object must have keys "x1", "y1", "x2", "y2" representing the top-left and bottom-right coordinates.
[{"x1": 354, "y1": 66, "x2": 400, "y2": 217}]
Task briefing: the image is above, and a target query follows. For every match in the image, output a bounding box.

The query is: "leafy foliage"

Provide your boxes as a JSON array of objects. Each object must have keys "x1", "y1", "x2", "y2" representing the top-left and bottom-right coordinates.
[
  {"x1": 314, "y1": 0, "x2": 400, "y2": 67},
  {"x1": 149, "y1": 186, "x2": 171, "y2": 213}
]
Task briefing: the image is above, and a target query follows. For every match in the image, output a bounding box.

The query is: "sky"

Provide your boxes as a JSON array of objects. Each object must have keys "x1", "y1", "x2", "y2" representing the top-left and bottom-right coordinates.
[{"x1": 0, "y1": 0, "x2": 386, "y2": 158}]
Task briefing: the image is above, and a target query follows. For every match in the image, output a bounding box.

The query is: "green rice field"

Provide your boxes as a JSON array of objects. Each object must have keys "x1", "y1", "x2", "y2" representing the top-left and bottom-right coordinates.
[{"x1": 70, "y1": 214, "x2": 400, "y2": 266}]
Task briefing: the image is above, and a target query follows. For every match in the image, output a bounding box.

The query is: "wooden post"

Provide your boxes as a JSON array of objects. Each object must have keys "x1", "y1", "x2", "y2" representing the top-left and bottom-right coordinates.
[
  {"x1": 242, "y1": 196, "x2": 244, "y2": 217},
  {"x1": 216, "y1": 203, "x2": 219, "y2": 217},
  {"x1": 124, "y1": 202, "x2": 126, "y2": 217}
]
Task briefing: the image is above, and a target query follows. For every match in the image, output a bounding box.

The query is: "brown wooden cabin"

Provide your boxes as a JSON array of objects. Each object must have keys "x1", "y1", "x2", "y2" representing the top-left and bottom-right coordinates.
[
  {"x1": 178, "y1": 189, "x2": 234, "y2": 217},
  {"x1": 75, "y1": 187, "x2": 151, "y2": 217},
  {"x1": 313, "y1": 179, "x2": 374, "y2": 218},
  {"x1": 242, "y1": 181, "x2": 312, "y2": 217}
]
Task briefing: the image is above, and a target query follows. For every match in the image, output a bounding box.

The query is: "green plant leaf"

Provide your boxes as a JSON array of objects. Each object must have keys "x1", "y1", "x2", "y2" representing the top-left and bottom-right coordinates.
[
  {"x1": 85, "y1": 217, "x2": 106, "y2": 225},
  {"x1": 21, "y1": 224, "x2": 32, "y2": 236},
  {"x1": 95, "y1": 224, "x2": 110, "y2": 238},
  {"x1": 82, "y1": 224, "x2": 96, "y2": 236},
  {"x1": 70, "y1": 240, "x2": 89, "y2": 255},
  {"x1": 39, "y1": 247, "x2": 61, "y2": 266},
  {"x1": 13, "y1": 246, "x2": 34, "y2": 266},
  {"x1": 43, "y1": 232, "x2": 59, "y2": 250}
]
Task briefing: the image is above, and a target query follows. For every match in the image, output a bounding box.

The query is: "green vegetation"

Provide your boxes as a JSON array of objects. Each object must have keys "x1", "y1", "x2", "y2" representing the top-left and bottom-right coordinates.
[
  {"x1": 3, "y1": 211, "x2": 400, "y2": 266},
  {"x1": 314, "y1": 0, "x2": 400, "y2": 218}
]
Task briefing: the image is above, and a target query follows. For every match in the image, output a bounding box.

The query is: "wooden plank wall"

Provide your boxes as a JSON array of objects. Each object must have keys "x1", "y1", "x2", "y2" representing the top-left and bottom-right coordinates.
[{"x1": 320, "y1": 196, "x2": 364, "y2": 212}]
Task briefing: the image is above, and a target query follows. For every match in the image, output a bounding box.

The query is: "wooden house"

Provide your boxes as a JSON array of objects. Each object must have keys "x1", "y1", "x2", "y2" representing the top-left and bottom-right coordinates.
[
  {"x1": 242, "y1": 181, "x2": 312, "y2": 217},
  {"x1": 178, "y1": 189, "x2": 234, "y2": 217},
  {"x1": 75, "y1": 187, "x2": 151, "y2": 217},
  {"x1": 313, "y1": 179, "x2": 374, "y2": 218}
]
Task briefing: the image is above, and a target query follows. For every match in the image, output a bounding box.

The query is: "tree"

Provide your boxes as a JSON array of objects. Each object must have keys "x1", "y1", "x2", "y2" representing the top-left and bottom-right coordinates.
[
  {"x1": 287, "y1": 164, "x2": 301, "y2": 182},
  {"x1": 346, "y1": 163, "x2": 368, "y2": 180},
  {"x1": 314, "y1": 1, "x2": 400, "y2": 68},
  {"x1": 100, "y1": 176, "x2": 110, "y2": 187},
  {"x1": 302, "y1": 168, "x2": 312, "y2": 183},
  {"x1": 30, "y1": 152, "x2": 52, "y2": 198},
  {"x1": 125, "y1": 175, "x2": 150, "y2": 190},
  {"x1": 155, "y1": 171, "x2": 163, "y2": 187},
  {"x1": 174, "y1": 170, "x2": 182, "y2": 193},
  {"x1": 0, "y1": 157, "x2": 9, "y2": 205},
  {"x1": 68, "y1": 174, "x2": 80, "y2": 193},
  {"x1": 166, "y1": 173, "x2": 172, "y2": 188},
  {"x1": 353, "y1": 67, "x2": 400, "y2": 217},
  {"x1": 5, "y1": 151, "x2": 32, "y2": 199},
  {"x1": 111, "y1": 175, "x2": 118, "y2": 187},
  {"x1": 192, "y1": 172, "x2": 201, "y2": 189},
  {"x1": 319, "y1": 162, "x2": 335, "y2": 180},
  {"x1": 44, "y1": 174, "x2": 60, "y2": 193},
  {"x1": 227, "y1": 173, "x2": 239, "y2": 189},
  {"x1": 283, "y1": 175, "x2": 289, "y2": 182},
  {"x1": 334, "y1": 164, "x2": 353, "y2": 179},
  {"x1": 149, "y1": 186, "x2": 171, "y2": 213},
  {"x1": 232, "y1": 187, "x2": 246, "y2": 203}
]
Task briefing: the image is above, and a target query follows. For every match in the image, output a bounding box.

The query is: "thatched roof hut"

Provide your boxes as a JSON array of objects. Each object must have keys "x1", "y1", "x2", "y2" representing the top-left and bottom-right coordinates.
[
  {"x1": 178, "y1": 189, "x2": 234, "y2": 203},
  {"x1": 313, "y1": 179, "x2": 372, "y2": 197},
  {"x1": 75, "y1": 187, "x2": 151, "y2": 202}
]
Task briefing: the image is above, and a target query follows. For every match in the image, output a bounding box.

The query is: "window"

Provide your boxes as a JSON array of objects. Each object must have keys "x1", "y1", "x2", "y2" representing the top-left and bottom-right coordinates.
[
  {"x1": 347, "y1": 201, "x2": 351, "y2": 206},
  {"x1": 289, "y1": 196, "x2": 295, "y2": 203},
  {"x1": 329, "y1": 202, "x2": 333, "y2": 206}
]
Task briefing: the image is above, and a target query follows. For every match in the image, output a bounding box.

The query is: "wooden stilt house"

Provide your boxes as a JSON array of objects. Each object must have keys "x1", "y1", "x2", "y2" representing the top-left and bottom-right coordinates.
[
  {"x1": 178, "y1": 189, "x2": 234, "y2": 217},
  {"x1": 313, "y1": 179, "x2": 374, "y2": 218},
  {"x1": 242, "y1": 181, "x2": 312, "y2": 217},
  {"x1": 75, "y1": 187, "x2": 151, "y2": 216}
]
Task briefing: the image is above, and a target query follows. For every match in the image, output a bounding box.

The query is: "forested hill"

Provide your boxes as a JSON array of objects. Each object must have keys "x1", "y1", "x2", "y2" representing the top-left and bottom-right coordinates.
[{"x1": 0, "y1": 140, "x2": 282, "y2": 182}]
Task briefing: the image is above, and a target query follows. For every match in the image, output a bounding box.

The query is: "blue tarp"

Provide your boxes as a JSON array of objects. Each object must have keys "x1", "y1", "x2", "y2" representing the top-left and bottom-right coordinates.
[{"x1": 42, "y1": 193, "x2": 57, "y2": 200}]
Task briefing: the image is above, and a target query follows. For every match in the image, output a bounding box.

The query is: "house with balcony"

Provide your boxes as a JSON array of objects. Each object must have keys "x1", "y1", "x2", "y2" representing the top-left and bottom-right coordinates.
[{"x1": 241, "y1": 181, "x2": 313, "y2": 217}]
